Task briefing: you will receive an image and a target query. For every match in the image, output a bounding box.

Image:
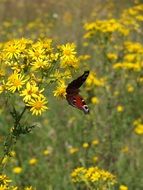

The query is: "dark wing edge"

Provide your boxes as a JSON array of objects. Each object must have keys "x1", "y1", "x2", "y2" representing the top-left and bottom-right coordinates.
[{"x1": 66, "y1": 71, "x2": 89, "y2": 91}]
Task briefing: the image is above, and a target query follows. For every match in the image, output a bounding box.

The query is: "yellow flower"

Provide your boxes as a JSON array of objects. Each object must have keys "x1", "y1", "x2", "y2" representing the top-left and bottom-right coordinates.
[
  {"x1": 124, "y1": 41, "x2": 143, "y2": 53},
  {"x1": 29, "y1": 158, "x2": 38, "y2": 165},
  {"x1": 86, "y1": 167, "x2": 101, "y2": 182},
  {"x1": 92, "y1": 139, "x2": 99, "y2": 145},
  {"x1": 136, "y1": 15, "x2": 143, "y2": 21},
  {"x1": 0, "y1": 184, "x2": 7, "y2": 190},
  {"x1": 31, "y1": 59, "x2": 51, "y2": 70},
  {"x1": 124, "y1": 54, "x2": 136, "y2": 62},
  {"x1": 119, "y1": 185, "x2": 128, "y2": 190},
  {"x1": 121, "y1": 146, "x2": 129, "y2": 153},
  {"x1": 69, "y1": 147, "x2": 79, "y2": 154},
  {"x1": 6, "y1": 72, "x2": 27, "y2": 93},
  {"x1": 79, "y1": 54, "x2": 91, "y2": 61},
  {"x1": 0, "y1": 174, "x2": 11, "y2": 185},
  {"x1": 53, "y1": 80, "x2": 67, "y2": 98},
  {"x1": 71, "y1": 167, "x2": 87, "y2": 182},
  {"x1": 60, "y1": 56, "x2": 79, "y2": 69},
  {"x1": 43, "y1": 147, "x2": 52, "y2": 156},
  {"x1": 26, "y1": 96, "x2": 48, "y2": 115},
  {"x1": 134, "y1": 124, "x2": 143, "y2": 135},
  {"x1": 12, "y1": 186, "x2": 18, "y2": 190},
  {"x1": 86, "y1": 72, "x2": 105, "y2": 88},
  {"x1": 137, "y1": 76, "x2": 143, "y2": 83},
  {"x1": 9, "y1": 151, "x2": 16, "y2": 157},
  {"x1": 117, "y1": 105, "x2": 124, "y2": 112},
  {"x1": 91, "y1": 97, "x2": 100, "y2": 104},
  {"x1": 20, "y1": 82, "x2": 40, "y2": 102},
  {"x1": 60, "y1": 43, "x2": 76, "y2": 57},
  {"x1": 59, "y1": 43, "x2": 79, "y2": 68},
  {"x1": 113, "y1": 62, "x2": 141, "y2": 71},
  {"x1": 28, "y1": 46, "x2": 45, "y2": 60},
  {"x1": 126, "y1": 84, "x2": 134, "y2": 92},
  {"x1": 107, "y1": 53, "x2": 118, "y2": 60},
  {"x1": 50, "y1": 70, "x2": 71, "y2": 82},
  {"x1": 43, "y1": 150, "x2": 50, "y2": 156},
  {"x1": 82, "y1": 143, "x2": 89, "y2": 148},
  {"x1": 40, "y1": 38, "x2": 53, "y2": 51},
  {"x1": 133, "y1": 118, "x2": 141, "y2": 126},
  {"x1": 92, "y1": 156, "x2": 99, "y2": 163},
  {"x1": 3, "y1": 40, "x2": 21, "y2": 60},
  {"x1": 13, "y1": 167, "x2": 22, "y2": 174}
]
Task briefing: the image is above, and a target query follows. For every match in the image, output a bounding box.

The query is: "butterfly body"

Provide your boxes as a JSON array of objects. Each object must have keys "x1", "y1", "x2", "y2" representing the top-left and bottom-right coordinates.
[{"x1": 66, "y1": 71, "x2": 89, "y2": 114}]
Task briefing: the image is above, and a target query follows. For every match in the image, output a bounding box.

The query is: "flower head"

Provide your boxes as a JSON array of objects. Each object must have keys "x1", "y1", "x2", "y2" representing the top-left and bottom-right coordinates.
[
  {"x1": 117, "y1": 105, "x2": 124, "y2": 112},
  {"x1": 134, "y1": 124, "x2": 143, "y2": 135},
  {"x1": 119, "y1": 185, "x2": 128, "y2": 190},
  {"x1": 20, "y1": 82, "x2": 40, "y2": 102},
  {"x1": 53, "y1": 80, "x2": 67, "y2": 98},
  {"x1": 26, "y1": 96, "x2": 48, "y2": 115},
  {"x1": 59, "y1": 43, "x2": 79, "y2": 68},
  {"x1": 29, "y1": 158, "x2": 38, "y2": 165},
  {"x1": 6, "y1": 72, "x2": 27, "y2": 93},
  {"x1": 13, "y1": 167, "x2": 22, "y2": 174},
  {"x1": 0, "y1": 174, "x2": 11, "y2": 185}
]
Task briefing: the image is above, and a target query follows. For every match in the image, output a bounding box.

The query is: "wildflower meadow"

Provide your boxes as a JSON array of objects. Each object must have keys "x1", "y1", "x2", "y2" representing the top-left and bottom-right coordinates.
[{"x1": 0, "y1": 0, "x2": 143, "y2": 189}]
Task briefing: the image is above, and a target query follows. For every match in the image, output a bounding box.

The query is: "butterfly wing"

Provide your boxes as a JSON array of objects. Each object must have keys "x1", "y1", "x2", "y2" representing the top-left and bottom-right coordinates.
[
  {"x1": 66, "y1": 71, "x2": 89, "y2": 94},
  {"x1": 66, "y1": 71, "x2": 89, "y2": 114}
]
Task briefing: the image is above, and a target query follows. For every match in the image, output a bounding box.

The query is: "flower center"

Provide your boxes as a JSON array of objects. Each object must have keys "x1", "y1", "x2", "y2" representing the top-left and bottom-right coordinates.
[
  {"x1": 34, "y1": 51, "x2": 40, "y2": 57},
  {"x1": 34, "y1": 101, "x2": 42, "y2": 110},
  {"x1": 63, "y1": 49, "x2": 71, "y2": 56},
  {"x1": 13, "y1": 79, "x2": 21, "y2": 87}
]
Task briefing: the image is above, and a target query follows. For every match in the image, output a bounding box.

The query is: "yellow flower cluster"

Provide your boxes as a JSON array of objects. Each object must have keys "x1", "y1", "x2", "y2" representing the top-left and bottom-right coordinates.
[
  {"x1": 0, "y1": 38, "x2": 79, "y2": 115},
  {"x1": 83, "y1": 3, "x2": 143, "y2": 41},
  {"x1": 120, "y1": 4, "x2": 143, "y2": 31},
  {"x1": 0, "y1": 12, "x2": 53, "y2": 41},
  {"x1": 85, "y1": 71, "x2": 105, "y2": 90},
  {"x1": 107, "y1": 53, "x2": 118, "y2": 61},
  {"x1": 84, "y1": 19, "x2": 129, "y2": 39},
  {"x1": 0, "y1": 174, "x2": 11, "y2": 185},
  {"x1": 71, "y1": 166, "x2": 116, "y2": 188},
  {"x1": 113, "y1": 41, "x2": 143, "y2": 72},
  {"x1": 0, "y1": 174, "x2": 34, "y2": 190}
]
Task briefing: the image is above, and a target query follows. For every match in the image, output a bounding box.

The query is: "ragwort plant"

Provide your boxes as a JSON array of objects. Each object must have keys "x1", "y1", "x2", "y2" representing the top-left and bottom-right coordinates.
[{"x1": 0, "y1": 38, "x2": 80, "y2": 172}]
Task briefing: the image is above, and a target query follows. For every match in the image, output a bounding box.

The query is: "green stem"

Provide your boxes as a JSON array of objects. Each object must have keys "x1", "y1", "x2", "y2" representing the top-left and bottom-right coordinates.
[
  {"x1": 17, "y1": 106, "x2": 27, "y2": 123},
  {"x1": 0, "y1": 106, "x2": 27, "y2": 172}
]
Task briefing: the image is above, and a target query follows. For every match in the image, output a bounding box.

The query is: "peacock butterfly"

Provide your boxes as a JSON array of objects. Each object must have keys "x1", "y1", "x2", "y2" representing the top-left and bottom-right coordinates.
[{"x1": 66, "y1": 71, "x2": 89, "y2": 114}]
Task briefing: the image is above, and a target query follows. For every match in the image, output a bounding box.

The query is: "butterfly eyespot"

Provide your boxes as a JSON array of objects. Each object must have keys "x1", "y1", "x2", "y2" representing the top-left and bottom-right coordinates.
[
  {"x1": 82, "y1": 105, "x2": 89, "y2": 114},
  {"x1": 84, "y1": 105, "x2": 88, "y2": 109}
]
